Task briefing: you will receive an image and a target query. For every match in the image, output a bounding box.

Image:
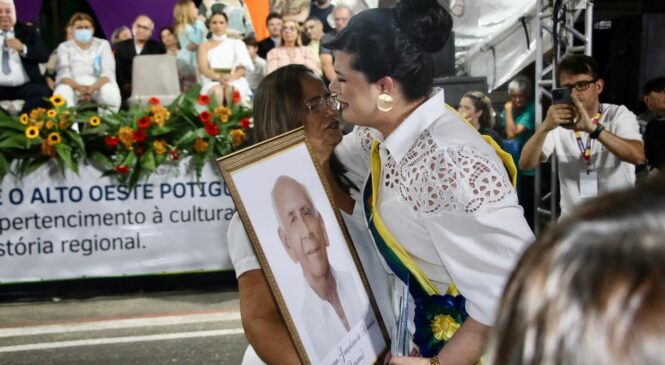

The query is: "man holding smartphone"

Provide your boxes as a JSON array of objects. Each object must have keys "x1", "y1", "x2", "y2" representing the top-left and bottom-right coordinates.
[{"x1": 519, "y1": 54, "x2": 644, "y2": 217}]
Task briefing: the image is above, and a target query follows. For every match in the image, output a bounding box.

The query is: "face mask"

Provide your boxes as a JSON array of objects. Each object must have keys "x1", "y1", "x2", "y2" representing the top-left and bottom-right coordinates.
[{"x1": 74, "y1": 29, "x2": 93, "y2": 43}]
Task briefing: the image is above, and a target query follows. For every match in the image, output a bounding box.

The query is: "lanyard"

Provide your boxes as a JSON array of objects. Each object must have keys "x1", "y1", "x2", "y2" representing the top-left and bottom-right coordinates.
[{"x1": 573, "y1": 109, "x2": 602, "y2": 171}]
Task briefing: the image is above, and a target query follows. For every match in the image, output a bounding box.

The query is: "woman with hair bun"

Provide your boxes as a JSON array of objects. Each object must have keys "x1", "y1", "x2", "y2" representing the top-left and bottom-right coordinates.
[{"x1": 329, "y1": 1, "x2": 534, "y2": 364}]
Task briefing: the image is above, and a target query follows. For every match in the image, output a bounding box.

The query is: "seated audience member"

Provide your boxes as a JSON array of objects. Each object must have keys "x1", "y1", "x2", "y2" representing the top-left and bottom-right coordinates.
[
  {"x1": 309, "y1": 0, "x2": 334, "y2": 33},
  {"x1": 174, "y1": 0, "x2": 207, "y2": 93},
  {"x1": 642, "y1": 76, "x2": 665, "y2": 173},
  {"x1": 160, "y1": 26, "x2": 179, "y2": 57},
  {"x1": 485, "y1": 175, "x2": 665, "y2": 365},
  {"x1": 257, "y1": 12, "x2": 282, "y2": 59},
  {"x1": 110, "y1": 26, "x2": 131, "y2": 47},
  {"x1": 319, "y1": 5, "x2": 352, "y2": 83},
  {"x1": 520, "y1": 55, "x2": 645, "y2": 217},
  {"x1": 44, "y1": 25, "x2": 72, "y2": 90},
  {"x1": 265, "y1": 20, "x2": 318, "y2": 75},
  {"x1": 501, "y1": 75, "x2": 536, "y2": 228},
  {"x1": 303, "y1": 17, "x2": 324, "y2": 76},
  {"x1": 199, "y1": 0, "x2": 255, "y2": 38},
  {"x1": 458, "y1": 90, "x2": 503, "y2": 146},
  {"x1": 115, "y1": 15, "x2": 166, "y2": 100},
  {"x1": 272, "y1": 0, "x2": 310, "y2": 24},
  {"x1": 54, "y1": 13, "x2": 120, "y2": 113},
  {"x1": 243, "y1": 36, "x2": 265, "y2": 95},
  {"x1": 0, "y1": 0, "x2": 50, "y2": 114},
  {"x1": 198, "y1": 11, "x2": 253, "y2": 105}
]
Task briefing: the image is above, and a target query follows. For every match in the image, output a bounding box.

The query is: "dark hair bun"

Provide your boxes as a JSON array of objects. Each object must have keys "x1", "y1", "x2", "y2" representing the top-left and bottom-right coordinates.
[{"x1": 394, "y1": 0, "x2": 453, "y2": 53}]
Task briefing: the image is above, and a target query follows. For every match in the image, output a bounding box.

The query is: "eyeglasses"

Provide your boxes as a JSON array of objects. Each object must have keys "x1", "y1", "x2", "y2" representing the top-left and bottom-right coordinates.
[
  {"x1": 306, "y1": 94, "x2": 340, "y2": 113},
  {"x1": 562, "y1": 79, "x2": 598, "y2": 92},
  {"x1": 135, "y1": 24, "x2": 152, "y2": 31},
  {"x1": 282, "y1": 26, "x2": 298, "y2": 32}
]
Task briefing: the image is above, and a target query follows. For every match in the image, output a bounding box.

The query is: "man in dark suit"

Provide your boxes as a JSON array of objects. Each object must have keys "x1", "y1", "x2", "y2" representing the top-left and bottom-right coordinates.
[
  {"x1": 114, "y1": 15, "x2": 165, "y2": 100},
  {"x1": 257, "y1": 12, "x2": 282, "y2": 60},
  {"x1": 0, "y1": 0, "x2": 50, "y2": 114}
]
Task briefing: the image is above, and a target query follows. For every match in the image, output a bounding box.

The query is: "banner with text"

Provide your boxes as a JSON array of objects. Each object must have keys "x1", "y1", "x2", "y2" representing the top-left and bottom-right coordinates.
[{"x1": 0, "y1": 161, "x2": 235, "y2": 284}]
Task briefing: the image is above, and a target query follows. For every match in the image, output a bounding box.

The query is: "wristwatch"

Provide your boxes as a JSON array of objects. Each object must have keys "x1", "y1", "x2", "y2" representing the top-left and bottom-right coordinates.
[{"x1": 589, "y1": 124, "x2": 605, "y2": 139}]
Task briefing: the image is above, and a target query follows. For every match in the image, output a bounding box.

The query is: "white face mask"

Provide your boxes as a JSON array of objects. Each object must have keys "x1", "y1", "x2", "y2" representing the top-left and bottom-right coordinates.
[
  {"x1": 74, "y1": 29, "x2": 93, "y2": 43},
  {"x1": 211, "y1": 34, "x2": 227, "y2": 42}
]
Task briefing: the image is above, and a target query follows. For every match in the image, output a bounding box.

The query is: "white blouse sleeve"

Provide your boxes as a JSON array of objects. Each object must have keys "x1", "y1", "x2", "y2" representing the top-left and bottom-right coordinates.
[
  {"x1": 233, "y1": 39, "x2": 254, "y2": 72},
  {"x1": 99, "y1": 39, "x2": 116, "y2": 81},
  {"x1": 334, "y1": 126, "x2": 376, "y2": 189},
  {"x1": 227, "y1": 212, "x2": 261, "y2": 278},
  {"x1": 54, "y1": 42, "x2": 71, "y2": 84},
  {"x1": 417, "y1": 145, "x2": 534, "y2": 325}
]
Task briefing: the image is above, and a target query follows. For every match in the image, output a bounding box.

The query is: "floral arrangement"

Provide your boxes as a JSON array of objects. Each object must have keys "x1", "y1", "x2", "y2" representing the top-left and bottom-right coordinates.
[
  {"x1": 0, "y1": 84, "x2": 252, "y2": 185},
  {"x1": 0, "y1": 95, "x2": 87, "y2": 180}
]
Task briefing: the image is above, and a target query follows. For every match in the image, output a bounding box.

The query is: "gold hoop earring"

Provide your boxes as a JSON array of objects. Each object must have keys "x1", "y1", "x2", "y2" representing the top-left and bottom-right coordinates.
[{"x1": 377, "y1": 93, "x2": 394, "y2": 112}]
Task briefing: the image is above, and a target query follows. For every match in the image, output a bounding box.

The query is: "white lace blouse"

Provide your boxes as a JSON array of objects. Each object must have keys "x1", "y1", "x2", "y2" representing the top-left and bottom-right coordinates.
[{"x1": 335, "y1": 89, "x2": 534, "y2": 326}]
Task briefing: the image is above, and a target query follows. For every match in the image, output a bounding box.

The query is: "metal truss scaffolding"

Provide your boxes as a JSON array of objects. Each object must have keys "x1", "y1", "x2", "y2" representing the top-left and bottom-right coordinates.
[{"x1": 534, "y1": 0, "x2": 594, "y2": 232}]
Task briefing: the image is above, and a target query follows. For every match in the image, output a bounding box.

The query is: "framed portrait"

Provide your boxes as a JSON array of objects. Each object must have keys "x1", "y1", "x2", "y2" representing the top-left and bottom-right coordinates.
[{"x1": 217, "y1": 128, "x2": 389, "y2": 365}]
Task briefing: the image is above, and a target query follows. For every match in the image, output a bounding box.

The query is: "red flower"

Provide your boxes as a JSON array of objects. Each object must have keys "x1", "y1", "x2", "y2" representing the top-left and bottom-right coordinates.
[
  {"x1": 232, "y1": 90, "x2": 241, "y2": 104},
  {"x1": 134, "y1": 145, "x2": 145, "y2": 156},
  {"x1": 137, "y1": 116, "x2": 151, "y2": 129},
  {"x1": 205, "y1": 122, "x2": 219, "y2": 136},
  {"x1": 240, "y1": 118, "x2": 251, "y2": 129},
  {"x1": 148, "y1": 97, "x2": 160, "y2": 105},
  {"x1": 170, "y1": 149, "x2": 180, "y2": 161},
  {"x1": 198, "y1": 95, "x2": 210, "y2": 106},
  {"x1": 115, "y1": 165, "x2": 129, "y2": 174},
  {"x1": 105, "y1": 135, "x2": 119, "y2": 147},
  {"x1": 199, "y1": 111, "x2": 212, "y2": 123},
  {"x1": 133, "y1": 129, "x2": 147, "y2": 142}
]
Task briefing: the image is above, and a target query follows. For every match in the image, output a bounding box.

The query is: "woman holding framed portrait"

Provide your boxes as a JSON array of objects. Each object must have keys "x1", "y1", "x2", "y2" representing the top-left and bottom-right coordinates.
[
  {"x1": 327, "y1": 0, "x2": 534, "y2": 364},
  {"x1": 227, "y1": 64, "x2": 396, "y2": 365}
]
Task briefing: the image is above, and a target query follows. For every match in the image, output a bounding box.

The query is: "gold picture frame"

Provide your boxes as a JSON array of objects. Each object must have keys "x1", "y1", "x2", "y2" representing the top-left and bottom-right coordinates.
[{"x1": 217, "y1": 128, "x2": 389, "y2": 365}]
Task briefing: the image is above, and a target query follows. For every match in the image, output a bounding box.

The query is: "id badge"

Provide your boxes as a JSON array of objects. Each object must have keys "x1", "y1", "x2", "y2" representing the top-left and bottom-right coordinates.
[
  {"x1": 579, "y1": 170, "x2": 598, "y2": 199},
  {"x1": 391, "y1": 278, "x2": 410, "y2": 357}
]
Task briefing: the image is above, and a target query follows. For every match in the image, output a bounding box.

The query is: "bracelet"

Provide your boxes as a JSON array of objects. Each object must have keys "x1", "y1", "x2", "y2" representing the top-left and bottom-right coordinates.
[
  {"x1": 429, "y1": 357, "x2": 441, "y2": 365},
  {"x1": 589, "y1": 124, "x2": 604, "y2": 139}
]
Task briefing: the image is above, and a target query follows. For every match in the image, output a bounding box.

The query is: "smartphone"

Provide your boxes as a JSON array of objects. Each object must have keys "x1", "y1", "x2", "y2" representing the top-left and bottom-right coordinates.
[{"x1": 552, "y1": 87, "x2": 572, "y2": 105}]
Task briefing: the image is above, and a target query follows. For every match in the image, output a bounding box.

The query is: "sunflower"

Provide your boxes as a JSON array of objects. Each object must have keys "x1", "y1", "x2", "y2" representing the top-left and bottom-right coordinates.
[
  {"x1": 89, "y1": 116, "x2": 101, "y2": 127},
  {"x1": 47, "y1": 132, "x2": 61, "y2": 146},
  {"x1": 47, "y1": 109, "x2": 57, "y2": 118},
  {"x1": 49, "y1": 95, "x2": 65, "y2": 107},
  {"x1": 19, "y1": 113, "x2": 29, "y2": 125},
  {"x1": 45, "y1": 120, "x2": 55, "y2": 130},
  {"x1": 25, "y1": 126, "x2": 40, "y2": 139}
]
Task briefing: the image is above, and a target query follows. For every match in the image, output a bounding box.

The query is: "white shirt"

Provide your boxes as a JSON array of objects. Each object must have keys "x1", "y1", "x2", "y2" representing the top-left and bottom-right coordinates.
[
  {"x1": 0, "y1": 29, "x2": 29, "y2": 86},
  {"x1": 302, "y1": 268, "x2": 367, "y2": 360},
  {"x1": 55, "y1": 38, "x2": 116, "y2": 84},
  {"x1": 541, "y1": 103, "x2": 642, "y2": 216},
  {"x1": 335, "y1": 88, "x2": 534, "y2": 326}
]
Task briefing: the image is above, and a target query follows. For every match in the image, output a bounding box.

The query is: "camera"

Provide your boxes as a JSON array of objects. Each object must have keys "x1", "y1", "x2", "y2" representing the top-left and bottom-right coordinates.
[{"x1": 552, "y1": 87, "x2": 572, "y2": 105}]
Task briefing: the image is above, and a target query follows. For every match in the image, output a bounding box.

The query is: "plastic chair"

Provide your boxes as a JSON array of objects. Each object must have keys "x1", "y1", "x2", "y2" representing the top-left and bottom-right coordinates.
[{"x1": 128, "y1": 54, "x2": 181, "y2": 106}]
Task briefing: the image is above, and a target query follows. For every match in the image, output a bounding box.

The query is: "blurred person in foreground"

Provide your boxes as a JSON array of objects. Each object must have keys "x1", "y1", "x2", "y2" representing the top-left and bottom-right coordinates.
[{"x1": 485, "y1": 175, "x2": 665, "y2": 365}]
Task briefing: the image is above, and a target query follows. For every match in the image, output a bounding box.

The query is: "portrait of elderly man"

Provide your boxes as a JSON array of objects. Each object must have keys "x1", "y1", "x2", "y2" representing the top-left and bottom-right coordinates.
[{"x1": 271, "y1": 175, "x2": 367, "y2": 360}]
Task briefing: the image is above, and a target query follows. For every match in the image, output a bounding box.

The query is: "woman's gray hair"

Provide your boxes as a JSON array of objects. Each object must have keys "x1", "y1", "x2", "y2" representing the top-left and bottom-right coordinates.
[
  {"x1": 485, "y1": 176, "x2": 665, "y2": 365},
  {"x1": 507, "y1": 75, "x2": 532, "y2": 96}
]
